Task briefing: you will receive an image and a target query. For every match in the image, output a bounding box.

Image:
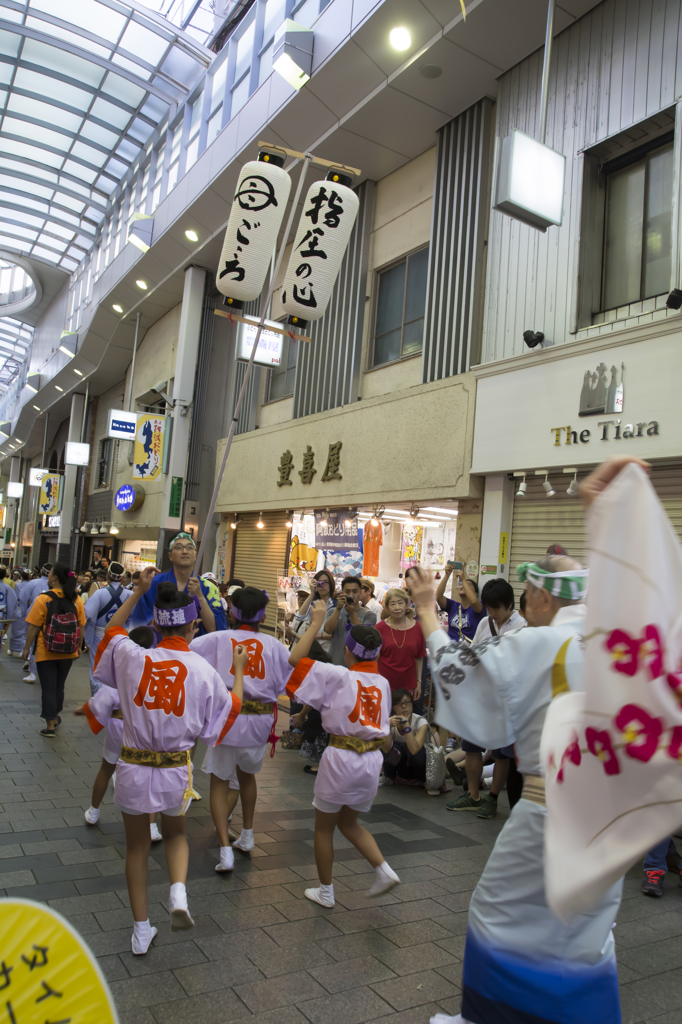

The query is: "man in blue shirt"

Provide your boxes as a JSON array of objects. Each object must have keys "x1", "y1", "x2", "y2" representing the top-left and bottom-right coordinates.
[
  {"x1": 436, "y1": 564, "x2": 486, "y2": 641},
  {"x1": 128, "y1": 533, "x2": 226, "y2": 635}
]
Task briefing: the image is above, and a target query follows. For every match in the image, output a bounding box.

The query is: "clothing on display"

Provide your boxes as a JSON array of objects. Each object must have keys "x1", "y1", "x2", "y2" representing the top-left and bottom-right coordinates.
[
  {"x1": 400, "y1": 524, "x2": 423, "y2": 569},
  {"x1": 362, "y1": 520, "x2": 383, "y2": 577}
]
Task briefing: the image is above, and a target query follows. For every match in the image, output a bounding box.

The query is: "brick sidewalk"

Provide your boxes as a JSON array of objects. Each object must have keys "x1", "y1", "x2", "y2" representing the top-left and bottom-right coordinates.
[{"x1": 1, "y1": 653, "x2": 681, "y2": 1024}]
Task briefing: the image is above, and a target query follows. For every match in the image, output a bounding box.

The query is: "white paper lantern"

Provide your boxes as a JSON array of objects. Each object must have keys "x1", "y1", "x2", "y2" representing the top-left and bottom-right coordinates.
[
  {"x1": 281, "y1": 180, "x2": 359, "y2": 323},
  {"x1": 217, "y1": 159, "x2": 292, "y2": 303}
]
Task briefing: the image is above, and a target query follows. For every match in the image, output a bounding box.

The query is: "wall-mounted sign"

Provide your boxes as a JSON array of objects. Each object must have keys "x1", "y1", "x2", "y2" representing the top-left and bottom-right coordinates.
[
  {"x1": 276, "y1": 442, "x2": 343, "y2": 487},
  {"x1": 315, "y1": 508, "x2": 359, "y2": 551},
  {"x1": 7, "y1": 481, "x2": 23, "y2": 498},
  {"x1": 133, "y1": 415, "x2": 165, "y2": 480},
  {"x1": 108, "y1": 408, "x2": 138, "y2": 440},
  {"x1": 48, "y1": 514, "x2": 61, "y2": 528},
  {"x1": 579, "y1": 361, "x2": 624, "y2": 417},
  {"x1": 481, "y1": 564, "x2": 498, "y2": 575},
  {"x1": 29, "y1": 468, "x2": 47, "y2": 487},
  {"x1": 114, "y1": 483, "x2": 145, "y2": 512},
  {"x1": 237, "y1": 317, "x2": 283, "y2": 367},
  {"x1": 65, "y1": 441, "x2": 90, "y2": 466},
  {"x1": 168, "y1": 476, "x2": 183, "y2": 519},
  {"x1": 22, "y1": 521, "x2": 34, "y2": 546},
  {"x1": 498, "y1": 532, "x2": 509, "y2": 564},
  {"x1": 38, "y1": 474, "x2": 61, "y2": 514}
]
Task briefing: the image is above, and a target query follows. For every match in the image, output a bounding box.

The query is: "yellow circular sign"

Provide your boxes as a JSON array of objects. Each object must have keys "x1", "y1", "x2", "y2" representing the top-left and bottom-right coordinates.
[{"x1": 0, "y1": 898, "x2": 119, "y2": 1024}]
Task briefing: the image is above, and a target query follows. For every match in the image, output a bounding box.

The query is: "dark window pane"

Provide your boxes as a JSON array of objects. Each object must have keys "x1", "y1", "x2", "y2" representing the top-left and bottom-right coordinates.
[
  {"x1": 375, "y1": 261, "x2": 405, "y2": 337},
  {"x1": 374, "y1": 329, "x2": 402, "y2": 366},
  {"x1": 405, "y1": 246, "x2": 429, "y2": 323},
  {"x1": 402, "y1": 316, "x2": 424, "y2": 354},
  {"x1": 644, "y1": 143, "x2": 673, "y2": 298},
  {"x1": 603, "y1": 160, "x2": 645, "y2": 309}
]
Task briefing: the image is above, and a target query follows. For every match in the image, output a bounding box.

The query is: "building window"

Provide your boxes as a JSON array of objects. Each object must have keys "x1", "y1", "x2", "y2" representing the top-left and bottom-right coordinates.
[
  {"x1": 372, "y1": 246, "x2": 429, "y2": 367},
  {"x1": 267, "y1": 333, "x2": 298, "y2": 402},
  {"x1": 602, "y1": 141, "x2": 673, "y2": 311},
  {"x1": 97, "y1": 438, "x2": 113, "y2": 489}
]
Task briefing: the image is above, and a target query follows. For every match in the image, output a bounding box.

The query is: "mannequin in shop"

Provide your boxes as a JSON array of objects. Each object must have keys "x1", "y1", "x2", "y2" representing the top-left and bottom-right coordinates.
[
  {"x1": 409, "y1": 456, "x2": 650, "y2": 1024},
  {"x1": 128, "y1": 532, "x2": 225, "y2": 636}
]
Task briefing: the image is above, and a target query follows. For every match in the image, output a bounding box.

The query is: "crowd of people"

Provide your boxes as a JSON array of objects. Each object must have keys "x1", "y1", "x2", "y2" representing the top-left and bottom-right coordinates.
[{"x1": 1, "y1": 456, "x2": 679, "y2": 1024}]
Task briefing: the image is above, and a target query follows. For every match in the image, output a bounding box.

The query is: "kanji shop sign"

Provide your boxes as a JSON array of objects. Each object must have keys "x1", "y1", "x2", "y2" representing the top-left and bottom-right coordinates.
[
  {"x1": 281, "y1": 179, "x2": 360, "y2": 322},
  {"x1": 277, "y1": 442, "x2": 343, "y2": 487},
  {"x1": 315, "y1": 508, "x2": 359, "y2": 551}
]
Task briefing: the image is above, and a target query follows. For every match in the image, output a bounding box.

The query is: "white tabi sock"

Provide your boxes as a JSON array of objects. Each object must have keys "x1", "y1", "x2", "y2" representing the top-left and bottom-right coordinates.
[
  {"x1": 368, "y1": 860, "x2": 400, "y2": 897},
  {"x1": 320, "y1": 883, "x2": 334, "y2": 900},
  {"x1": 133, "y1": 919, "x2": 153, "y2": 941},
  {"x1": 216, "y1": 846, "x2": 234, "y2": 872},
  {"x1": 240, "y1": 828, "x2": 253, "y2": 839},
  {"x1": 170, "y1": 882, "x2": 187, "y2": 904}
]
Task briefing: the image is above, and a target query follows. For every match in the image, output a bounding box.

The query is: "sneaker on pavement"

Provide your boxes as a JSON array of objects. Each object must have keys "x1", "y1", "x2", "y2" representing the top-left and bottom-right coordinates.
[
  {"x1": 131, "y1": 925, "x2": 157, "y2": 956},
  {"x1": 23, "y1": 673, "x2": 36, "y2": 683},
  {"x1": 642, "y1": 869, "x2": 665, "y2": 897},
  {"x1": 149, "y1": 823, "x2": 163, "y2": 842},
  {"x1": 233, "y1": 831, "x2": 254, "y2": 852},
  {"x1": 446, "y1": 793, "x2": 482, "y2": 812},
  {"x1": 84, "y1": 806, "x2": 100, "y2": 825},
  {"x1": 476, "y1": 794, "x2": 499, "y2": 819},
  {"x1": 305, "y1": 886, "x2": 335, "y2": 907},
  {"x1": 215, "y1": 847, "x2": 235, "y2": 872},
  {"x1": 169, "y1": 886, "x2": 194, "y2": 930},
  {"x1": 368, "y1": 862, "x2": 400, "y2": 897}
]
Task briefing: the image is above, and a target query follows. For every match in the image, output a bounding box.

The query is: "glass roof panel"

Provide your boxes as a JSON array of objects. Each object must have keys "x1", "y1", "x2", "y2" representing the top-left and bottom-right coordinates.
[
  {"x1": 2, "y1": 117, "x2": 72, "y2": 151},
  {"x1": 101, "y1": 71, "x2": 146, "y2": 108},
  {"x1": 119, "y1": 21, "x2": 170, "y2": 64},
  {"x1": 0, "y1": 66, "x2": 12, "y2": 86},
  {"x1": 112, "y1": 52, "x2": 152, "y2": 81},
  {"x1": 24, "y1": 17, "x2": 114, "y2": 59},
  {"x1": 30, "y1": 0, "x2": 127, "y2": 42},
  {"x1": 7, "y1": 93, "x2": 84, "y2": 133},
  {"x1": 21, "y1": 39, "x2": 106, "y2": 89},
  {"x1": 71, "y1": 140, "x2": 110, "y2": 168},
  {"x1": 14, "y1": 67, "x2": 94, "y2": 110},
  {"x1": 0, "y1": 29, "x2": 21, "y2": 57},
  {"x1": 90, "y1": 95, "x2": 133, "y2": 129}
]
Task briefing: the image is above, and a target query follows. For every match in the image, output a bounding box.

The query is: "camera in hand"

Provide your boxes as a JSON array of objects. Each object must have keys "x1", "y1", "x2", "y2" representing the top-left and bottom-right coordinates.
[{"x1": 345, "y1": 595, "x2": 354, "y2": 605}]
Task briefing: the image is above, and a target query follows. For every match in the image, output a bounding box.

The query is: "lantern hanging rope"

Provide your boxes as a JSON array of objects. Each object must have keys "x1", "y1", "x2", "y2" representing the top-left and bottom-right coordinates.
[
  {"x1": 280, "y1": 172, "x2": 360, "y2": 325},
  {"x1": 216, "y1": 153, "x2": 292, "y2": 305}
]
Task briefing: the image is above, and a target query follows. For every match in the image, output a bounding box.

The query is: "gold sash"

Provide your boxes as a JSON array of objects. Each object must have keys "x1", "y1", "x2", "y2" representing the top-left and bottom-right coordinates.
[
  {"x1": 329, "y1": 733, "x2": 384, "y2": 754},
  {"x1": 522, "y1": 774, "x2": 546, "y2": 806},
  {"x1": 120, "y1": 747, "x2": 190, "y2": 769},
  {"x1": 240, "y1": 700, "x2": 274, "y2": 715}
]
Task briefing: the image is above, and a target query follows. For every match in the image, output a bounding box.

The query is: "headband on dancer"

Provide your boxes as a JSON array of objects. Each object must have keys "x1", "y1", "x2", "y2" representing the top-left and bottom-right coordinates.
[
  {"x1": 517, "y1": 562, "x2": 589, "y2": 601},
  {"x1": 231, "y1": 589, "x2": 270, "y2": 623},
  {"x1": 153, "y1": 603, "x2": 197, "y2": 628},
  {"x1": 169, "y1": 532, "x2": 196, "y2": 551},
  {"x1": 345, "y1": 629, "x2": 382, "y2": 661}
]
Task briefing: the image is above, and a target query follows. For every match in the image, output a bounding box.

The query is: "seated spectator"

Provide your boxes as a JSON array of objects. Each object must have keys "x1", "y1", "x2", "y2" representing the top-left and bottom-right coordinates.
[{"x1": 381, "y1": 689, "x2": 428, "y2": 788}]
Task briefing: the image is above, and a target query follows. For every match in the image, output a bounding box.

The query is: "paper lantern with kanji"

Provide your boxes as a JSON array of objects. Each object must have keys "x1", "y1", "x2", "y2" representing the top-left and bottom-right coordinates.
[
  {"x1": 281, "y1": 180, "x2": 359, "y2": 323},
  {"x1": 217, "y1": 157, "x2": 292, "y2": 304}
]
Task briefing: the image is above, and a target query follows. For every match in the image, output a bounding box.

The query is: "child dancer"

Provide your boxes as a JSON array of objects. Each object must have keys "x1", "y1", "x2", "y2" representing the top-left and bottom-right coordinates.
[
  {"x1": 192, "y1": 586, "x2": 292, "y2": 871},
  {"x1": 287, "y1": 600, "x2": 400, "y2": 907},
  {"x1": 78, "y1": 566, "x2": 244, "y2": 955},
  {"x1": 80, "y1": 626, "x2": 166, "y2": 843}
]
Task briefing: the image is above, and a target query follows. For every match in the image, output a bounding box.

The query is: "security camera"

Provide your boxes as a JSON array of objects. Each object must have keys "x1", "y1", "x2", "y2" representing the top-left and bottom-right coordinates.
[
  {"x1": 666, "y1": 289, "x2": 682, "y2": 310},
  {"x1": 151, "y1": 379, "x2": 168, "y2": 394},
  {"x1": 523, "y1": 330, "x2": 544, "y2": 349}
]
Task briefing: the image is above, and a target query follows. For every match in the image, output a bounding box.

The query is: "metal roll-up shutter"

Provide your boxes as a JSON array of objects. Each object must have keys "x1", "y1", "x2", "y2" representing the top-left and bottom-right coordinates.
[
  {"x1": 509, "y1": 459, "x2": 682, "y2": 603},
  {"x1": 231, "y1": 511, "x2": 289, "y2": 634}
]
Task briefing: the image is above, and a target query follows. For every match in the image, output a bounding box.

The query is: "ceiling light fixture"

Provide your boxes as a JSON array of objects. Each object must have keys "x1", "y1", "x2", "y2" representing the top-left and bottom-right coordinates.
[
  {"x1": 185, "y1": 229, "x2": 199, "y2": 242},
  {"x1": 523, "y1": 329, "x2": 544, "y2": 349},
  {"x1": 565, "y1": 468, "x2": 579, "y2": 496},
  {"x1": 272, "y1": 19, "x2": 313, "y2": 90},
  {"x1": 285, "y1": 513, "x2": 293, "y2": 528},
  {"x1": 540, "y1": 472, "x2": 555, "y2": 497},
  {"x1": 318, "y1": 508, "x2": 329, "y2": 528},
  {"x1": 73, "y1": 368, "x2": 83, "y2": 376},
  {"x1": 136, "y1": 280, "x2": 148, "y2": 290},
  {"x1": 389, "y1": 26, "x2": 411, "y2": 50},
  {"x1": 33, "y1": 405, "x2": 40, "y2": 411},
  {"x1": 230, "y1": 515, "x2": 240, "y2": 530},
  {"x1": 110, "y1": 524, "x2": 119, "y2": 535},
  {"x1": 514, "y1": 472, "x2": 527, "y2": 496},
  {"x1": 113, "y1": 304, "x2": 123, "y2": 313},
  {"x1": 55, "y1": 385, "x2": 63, "y2": 392},
  {"x1": 256, "y1": 512, "x2": 265, "y2": 529}
]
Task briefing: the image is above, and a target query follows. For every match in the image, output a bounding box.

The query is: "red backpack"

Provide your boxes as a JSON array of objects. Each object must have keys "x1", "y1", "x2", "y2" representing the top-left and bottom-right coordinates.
[{"x1": 43, "y1": 590, "x2": 80, "y2": 654}]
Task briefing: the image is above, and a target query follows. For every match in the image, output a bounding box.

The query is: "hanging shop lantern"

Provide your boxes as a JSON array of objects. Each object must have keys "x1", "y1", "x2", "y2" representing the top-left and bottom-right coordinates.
[
  {"x1": 281, "y1": 170, "x2": 359, "y2": 328},
  {"x1": 217, "y1": 151, "x2": 292, "y2": 307}
]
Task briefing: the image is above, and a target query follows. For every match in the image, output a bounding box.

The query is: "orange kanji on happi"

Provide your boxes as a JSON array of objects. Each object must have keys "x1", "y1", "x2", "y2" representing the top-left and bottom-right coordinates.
[
  {"x1": 230, "y1": 637, "x2": 265, "y2": 679},
  {"x1": 134, "y1": 657, "x2": 187, "y2": 716},
  {"x1": 348, "y1": 680, "x2": 382, "y2": 729}
]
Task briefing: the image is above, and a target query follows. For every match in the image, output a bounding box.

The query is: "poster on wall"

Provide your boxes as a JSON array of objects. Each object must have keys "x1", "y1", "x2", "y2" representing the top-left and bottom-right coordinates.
[
  {"x1": 133, "y1": 415, "x2": 165, "y2": 481},
  {"x1": 38, "y1": 473, "x2": 62, "y2": 514},
  {"x1": 314, "y1": 509, "x2": 359, "y2": 551},
  {"x1": 400, "y1": 524, "x2": 423, "y2": 569},
  {"x1": 289, "y1": 513, "x2": 318, "y2": 574}
]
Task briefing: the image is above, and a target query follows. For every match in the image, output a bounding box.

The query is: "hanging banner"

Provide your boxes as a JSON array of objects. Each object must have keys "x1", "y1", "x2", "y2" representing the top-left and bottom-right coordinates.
[
  {"x1": 38, "y1": 474, "x2": 61, "y2": 515},
  {"x1": 281, "y1": 179, "x2": 360, "y2": 322},
  {"x1": 315, "y1": 509, "x2": 359, "y2": 551},
  {"x1": 133, "y1": 415, "x2": 165, "y2": 481},
  {"x1": 217, "y1": 157, "x2": 292, "y2": 303},
  {"x1": 0, "y1": 898, "x2": 119, "y2": 1023},
  {"x1": 541, "y1": 464, "x2": 682, "y2": 921},
  {"x1": 400, "y1": 524, "x2": 423, "y2": 569}
]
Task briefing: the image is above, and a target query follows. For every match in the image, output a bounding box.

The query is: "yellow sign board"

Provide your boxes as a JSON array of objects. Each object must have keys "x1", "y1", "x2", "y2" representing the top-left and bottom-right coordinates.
[
  {"x1": 498, "y1": 532, "x2": 509, "y2": 565},
  {"x1": 38, "y1": 474, "x2": 61, "y2": 515},
  {"x1": 0, "y1": 898, "x2": 119, "y2": 1023},
  {"x1": 133, "y1": 414, "x2": 165, "y2": 481}
]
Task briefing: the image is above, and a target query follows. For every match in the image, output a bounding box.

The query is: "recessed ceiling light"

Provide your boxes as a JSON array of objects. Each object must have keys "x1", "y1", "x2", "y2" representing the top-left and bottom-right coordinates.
[
  {"x1": 389, "y1": 26, "x2": 411, "y2": 50},
  {"x1": 55, "y1": 385, "x2": 63, "y2": 392},
  {"x1": 420, "y1": 64, "x2": 442, "y2": 79},
  {"x1": 113, "y1": 303, "x2": 123, "y2": 312},
  {"x1": 33, "y1": 405, "x2": 40, "y2": 411},
  {"x1": 185, "y1": 229, "x2": 198, "y2": 242},
  {"x1": 73, "y1": 368, "x2": 83, "y2": 376},
  {"x1": 136, "y1": 280, "x2": 148, "y2": 290}
]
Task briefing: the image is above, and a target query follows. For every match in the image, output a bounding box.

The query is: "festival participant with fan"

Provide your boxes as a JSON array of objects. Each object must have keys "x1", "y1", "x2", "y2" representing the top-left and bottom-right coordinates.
[
  {"x1": 287, "y1": 601, "x2": 398, "y2": 908},
  {"x1": 192, "y1": 586, "x2": 292, "y2": 871},
  {"x1": 81, "y1": 566, "x2": 244, "y2": 955}
]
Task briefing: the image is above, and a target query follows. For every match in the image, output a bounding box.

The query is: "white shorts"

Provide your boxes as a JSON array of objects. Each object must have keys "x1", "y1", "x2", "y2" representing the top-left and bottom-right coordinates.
[
  {"x1": 118, "y1": 803, "x2": 186, "y2": 817},
  {"x1": 102, "y1": 724, "x2": 122, "y2": 765},
  {"x1": 202, "y1": 743, "x2": 267, "y2": 780},
  {"x1": 313, "y1": 794, "x2": 374, "y2": 814}
]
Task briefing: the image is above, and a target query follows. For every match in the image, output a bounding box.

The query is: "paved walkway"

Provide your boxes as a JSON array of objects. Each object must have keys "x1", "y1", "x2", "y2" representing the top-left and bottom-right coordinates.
[{"x1": 1, "y1": 654, "x2": 681, "y2": 1024}]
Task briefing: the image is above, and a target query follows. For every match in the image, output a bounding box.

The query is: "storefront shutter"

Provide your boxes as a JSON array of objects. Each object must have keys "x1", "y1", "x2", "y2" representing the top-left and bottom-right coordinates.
[
  {"x1": 509, "y1": 460, "x2": 682, "y2": 603},
  {"x1": 231, "y1": 511, "x2": 289, "y2": 634}
]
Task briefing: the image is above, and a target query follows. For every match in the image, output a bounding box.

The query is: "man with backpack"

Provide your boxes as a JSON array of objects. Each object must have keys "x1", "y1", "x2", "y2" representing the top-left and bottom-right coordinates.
[
  {"x1": 83, "y1": 561, "x2": 127, "y2": 695},
  {"x1": 22, "y1": 563, "x2": 86, "y2": 737}
]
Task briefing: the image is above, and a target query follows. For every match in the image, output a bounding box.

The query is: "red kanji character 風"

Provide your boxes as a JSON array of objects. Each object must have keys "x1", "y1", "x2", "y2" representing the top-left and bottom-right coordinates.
[
  {"x1": 229, "y1": 637, "x2": 265, "y2": 680},
  {"x1": 134, "y1": 657, "x2": 187, "y2": 716},
  {"x1": 348, "y1": 681, "x2": 383, "y2": 730}
]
